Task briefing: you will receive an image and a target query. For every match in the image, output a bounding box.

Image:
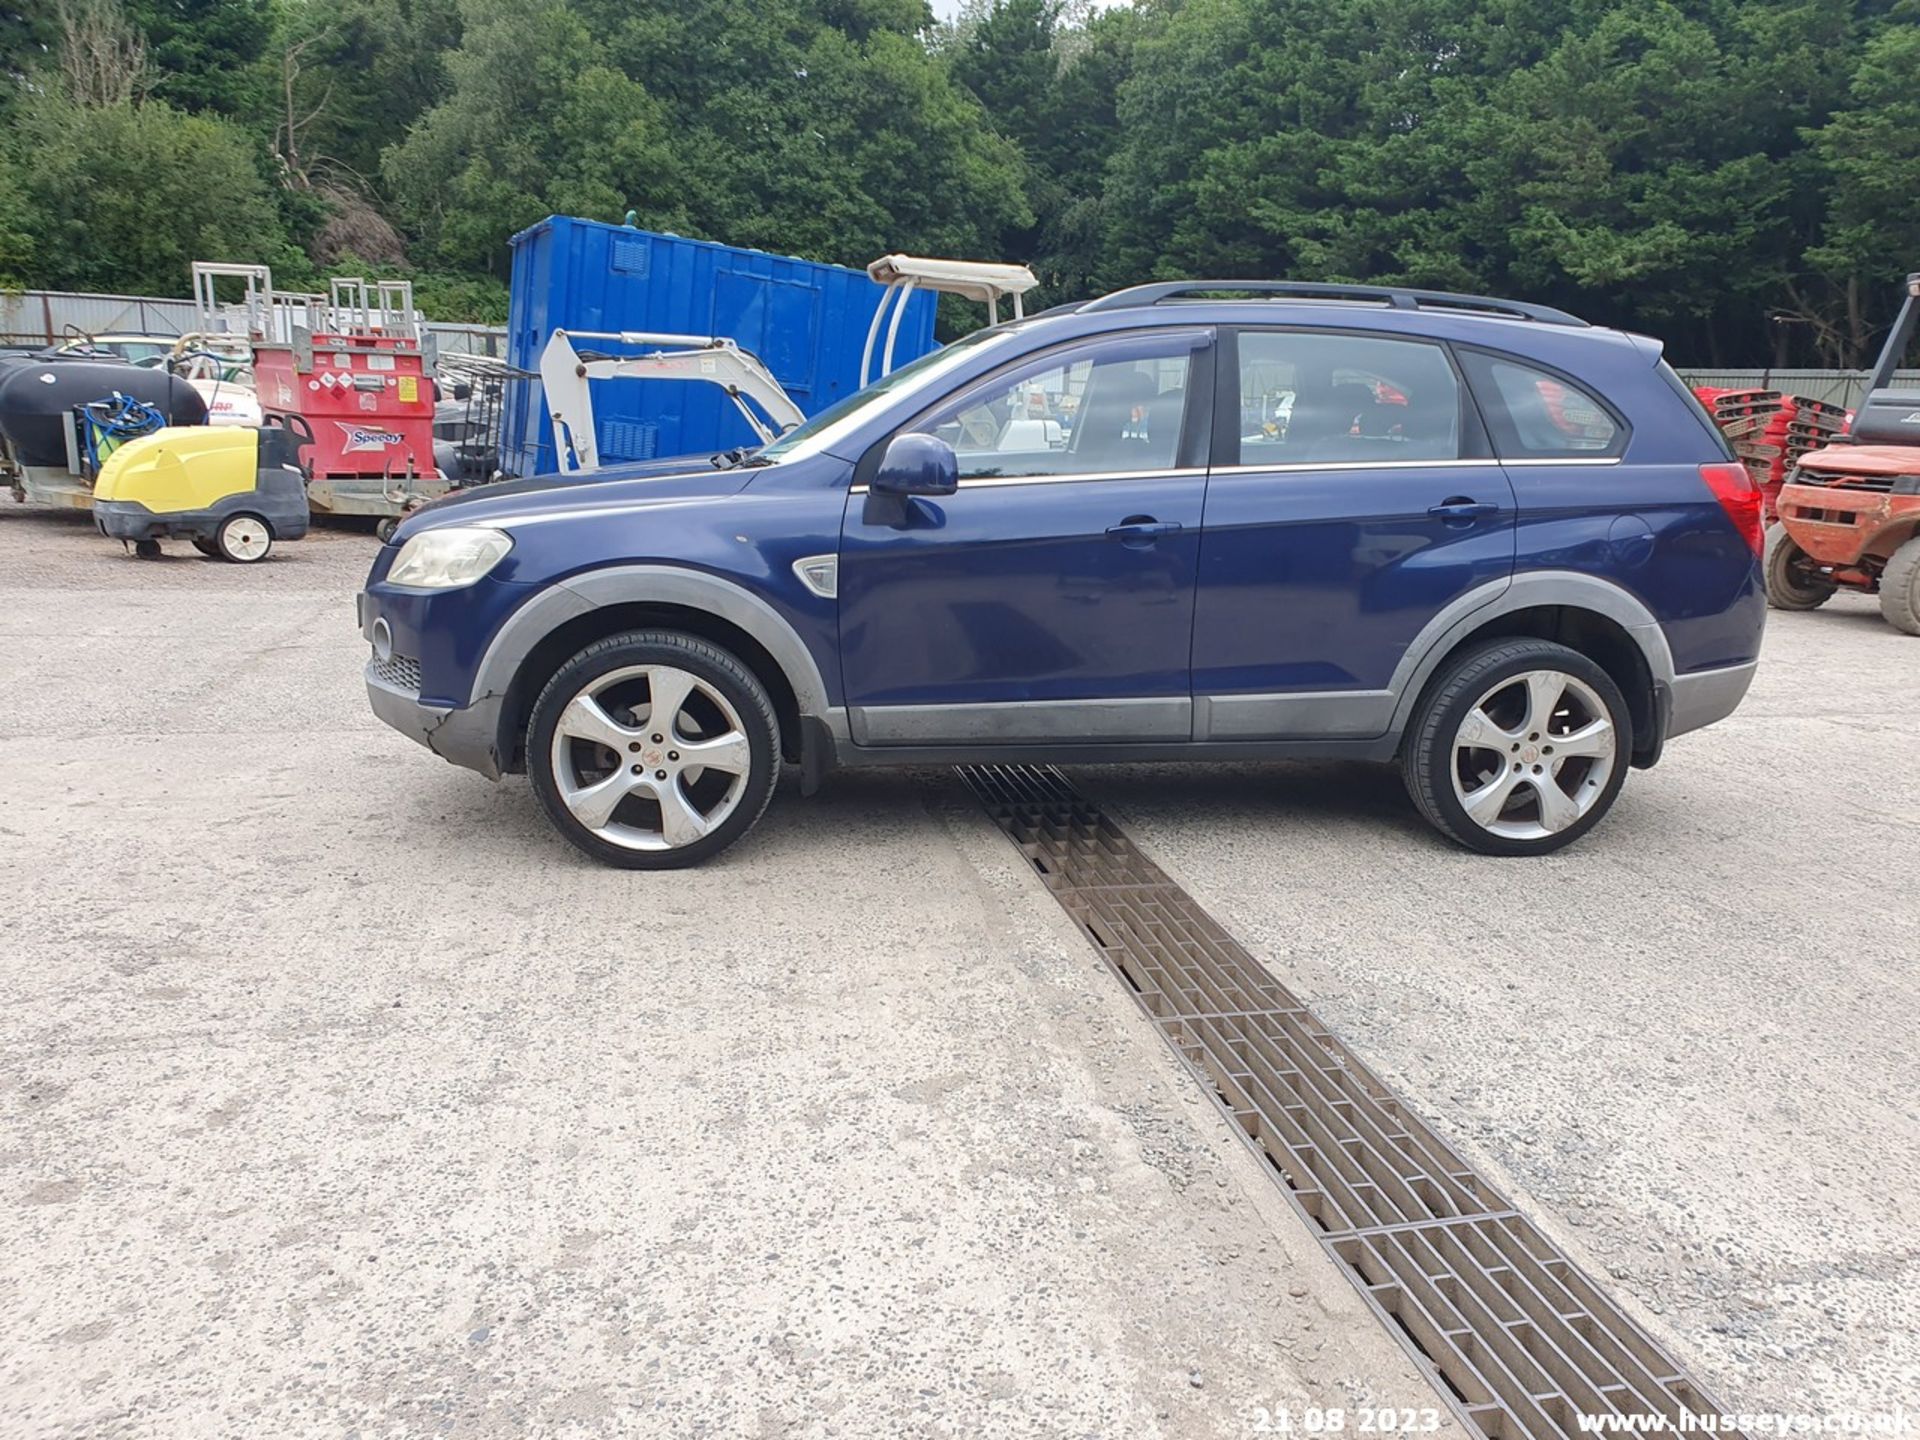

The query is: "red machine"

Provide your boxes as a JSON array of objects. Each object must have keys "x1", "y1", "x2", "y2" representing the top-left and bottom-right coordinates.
[
  {"x1": 197, "y1": 267, "x2": 449, "y2": 535},
  {"x1": 1765, "y1": 272, "x2": 1920, "y2": 634}
]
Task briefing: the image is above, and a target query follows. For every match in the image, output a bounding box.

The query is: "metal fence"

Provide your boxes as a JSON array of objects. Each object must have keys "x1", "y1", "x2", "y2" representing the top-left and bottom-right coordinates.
[
  {"x1": 0, "y1": 288, "x2": 507, "y2": 356},
  {"x1": 5, "y1": 288, "x2": 1912, "y2": 403},
  {"x1": 1674, "y1": 367, "x2": 1920, "y2": 411}
]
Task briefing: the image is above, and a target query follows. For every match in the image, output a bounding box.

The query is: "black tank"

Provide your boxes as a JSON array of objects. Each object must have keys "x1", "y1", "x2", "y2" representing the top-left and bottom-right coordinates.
[{"x1": 0, "y1": 357, "x2": 208, "y2": 468}]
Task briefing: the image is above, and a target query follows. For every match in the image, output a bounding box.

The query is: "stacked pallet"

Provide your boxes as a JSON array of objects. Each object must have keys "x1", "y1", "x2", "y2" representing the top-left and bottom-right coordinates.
[{"x1": 1692, "y1": 387, "x2": 1851, "y2": 520}]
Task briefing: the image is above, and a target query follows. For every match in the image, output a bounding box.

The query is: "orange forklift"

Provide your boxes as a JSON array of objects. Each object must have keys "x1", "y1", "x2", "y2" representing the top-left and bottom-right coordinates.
[{"x1": 1765, "y1": 272, "x2": 1920, "y2": 633}]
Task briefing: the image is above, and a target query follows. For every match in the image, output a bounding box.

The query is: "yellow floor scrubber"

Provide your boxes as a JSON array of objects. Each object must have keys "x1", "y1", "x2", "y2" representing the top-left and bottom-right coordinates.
[{"x1": 92, "y1": 416, "x2": 313, "y2": 562}]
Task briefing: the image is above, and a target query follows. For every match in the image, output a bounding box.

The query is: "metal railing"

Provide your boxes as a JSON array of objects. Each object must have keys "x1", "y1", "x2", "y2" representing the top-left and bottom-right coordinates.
[{"x1": 1, "y1": 288, "x2": 507, "y2": 357}]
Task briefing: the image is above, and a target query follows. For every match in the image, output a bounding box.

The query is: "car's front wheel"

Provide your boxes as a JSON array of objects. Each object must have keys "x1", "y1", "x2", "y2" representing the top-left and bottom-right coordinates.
[
  {"x1": 527, "y1": 631, "x2": 780, "y2": 869},
  {"x1": 1401, "y1": 638, "x2": 1632, "y2": 856}
]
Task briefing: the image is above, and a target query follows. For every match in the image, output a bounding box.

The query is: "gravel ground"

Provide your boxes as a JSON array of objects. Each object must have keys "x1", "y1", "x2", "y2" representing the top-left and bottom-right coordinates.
[
  {"x1": 1077, "y1": 593, "x2": 1920, "y2": 1422},
  {"x1": 0, "y1": 506, "x2": 1456, "y2": 1439}
]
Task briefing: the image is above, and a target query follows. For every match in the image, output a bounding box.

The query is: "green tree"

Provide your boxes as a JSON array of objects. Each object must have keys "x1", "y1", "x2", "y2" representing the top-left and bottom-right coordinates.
[
  {"x1": 944, "y1": 0, "x2": 1140, "y2": 297},
  {"x1": 17, "y1": 95, "x2": 293, "y2": 293},
  {"x1": 555, "y1": 0, "x2": 1030, "y2": 261},
  {"x1": 0, "y1": 148, "x2": 36, "y2": 282},
  {"x1": 1802, "y1": 11, "x2": 1920, "y2": 364},
  {"x1": 1099, "y1": 0, "x2": 1895, "y2": 364},
  {"x1": 121, "y1": 0, "x2": 273, "y2": 116},
  {"x1": 383, "y1": 0, "x2": 688, "y2": 273},
  {"x1": 265, "y1": 0, "x2": 461, "y2": 190},
  {"x1": 0, "y1": 3, "x2": 58, "y2": 115}
]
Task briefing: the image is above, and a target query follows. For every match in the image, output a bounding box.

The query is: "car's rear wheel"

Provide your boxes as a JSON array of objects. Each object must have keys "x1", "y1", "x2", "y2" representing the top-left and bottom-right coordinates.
[
  {"x1": 527, "y1": 631, "x2": 780, "y2": 869},
  {"x1": 1878, "y1": 534, "x2": 1920, "y2": 636},
  {"x1": 1764, "y1": 523, "x2": 1835, "y2": 610},
  {"x1": 1401, "y1": 638, "x2": 1632, "y2": 856}
]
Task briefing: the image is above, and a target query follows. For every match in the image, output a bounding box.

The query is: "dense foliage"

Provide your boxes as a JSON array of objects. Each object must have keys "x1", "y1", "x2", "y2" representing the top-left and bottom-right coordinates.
[{"x1": 3, "y1": 0, "x2": 1918, "y2": 363}]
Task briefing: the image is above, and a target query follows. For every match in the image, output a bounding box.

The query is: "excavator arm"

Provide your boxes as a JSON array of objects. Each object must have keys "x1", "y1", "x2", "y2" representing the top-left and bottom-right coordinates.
[{"x1": 540, "y1": 329, "x2": 805, "y2": 473}]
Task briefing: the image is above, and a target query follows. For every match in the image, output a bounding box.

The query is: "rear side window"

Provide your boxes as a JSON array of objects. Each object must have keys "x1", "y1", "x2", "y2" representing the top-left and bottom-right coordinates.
[
  {"x1": 1460, "y1": 351, "x2": 1625, "y2": 458},
  {"x1": 1235, "y1": 331, "x2": 1462, "y2": 465},
  {"x1": 1655, "y1": 360, "x2": 1737, "y2": 460}
]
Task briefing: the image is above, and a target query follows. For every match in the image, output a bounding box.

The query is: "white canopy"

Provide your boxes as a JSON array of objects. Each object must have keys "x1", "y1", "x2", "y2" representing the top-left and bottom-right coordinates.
[
  {"x1": 860, "y1": 255, "x2": 1041, "y2": 384},
  {"x1": 865, "y1": 255, "x2": 1039, "y2": 305}
]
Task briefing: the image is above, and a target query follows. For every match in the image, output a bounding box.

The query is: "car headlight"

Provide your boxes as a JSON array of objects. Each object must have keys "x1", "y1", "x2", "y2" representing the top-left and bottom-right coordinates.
[{"x1": 387, "y1": 526, "x2": 513, "y2": 589}]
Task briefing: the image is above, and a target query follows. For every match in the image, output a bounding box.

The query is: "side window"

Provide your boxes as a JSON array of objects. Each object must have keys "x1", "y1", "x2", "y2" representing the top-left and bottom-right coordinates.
[
  {"x1": 1236, "y1": 332, "x2": 1461, "y2": 466},
  {"x1": 917, "y1": 333, "x2": 1195, "y2": 480},
  {"x1": 1460, "y1": 350, "x2": 1624, "y2": 458}
]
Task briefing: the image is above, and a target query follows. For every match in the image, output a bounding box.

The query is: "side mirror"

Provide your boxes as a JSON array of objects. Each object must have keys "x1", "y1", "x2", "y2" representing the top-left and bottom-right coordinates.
[{"x1": 871, "y1": 432, "x2": 958, "y2": 497}]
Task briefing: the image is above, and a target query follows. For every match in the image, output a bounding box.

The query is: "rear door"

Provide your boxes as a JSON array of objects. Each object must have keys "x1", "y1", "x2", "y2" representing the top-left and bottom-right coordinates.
[{"x1": 1190, "y1": 328, "x2": 1516, "y2": 740}]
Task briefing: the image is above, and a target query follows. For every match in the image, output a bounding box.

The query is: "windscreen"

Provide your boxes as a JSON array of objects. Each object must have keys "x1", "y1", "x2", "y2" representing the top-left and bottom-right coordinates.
[{"x1": 756, "y1": 327, "x2": 1017, "y2": 464}]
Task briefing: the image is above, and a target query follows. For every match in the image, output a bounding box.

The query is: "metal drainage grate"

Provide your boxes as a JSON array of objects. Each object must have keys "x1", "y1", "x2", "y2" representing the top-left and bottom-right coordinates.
[{"x1": 959, "y1": 763, "x2": 1739, "y2": 1440}]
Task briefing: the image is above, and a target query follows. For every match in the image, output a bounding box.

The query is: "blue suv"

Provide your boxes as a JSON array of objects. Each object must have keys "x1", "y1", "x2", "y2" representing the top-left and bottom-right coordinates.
[{"x1": 359, "y1": 280, "x2": 1765, "y2": 867}]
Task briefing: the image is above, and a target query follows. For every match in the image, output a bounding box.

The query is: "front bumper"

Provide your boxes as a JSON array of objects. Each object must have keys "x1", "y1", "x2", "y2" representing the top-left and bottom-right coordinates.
[
  {"x1": 93, "y1": 500, "x2": 164, "y2": 541},
  {"x1": 1776, "y1": 483, "x2": 1919, "y2": 566},
  {"x1": 358, "y1": 582, "x2": 516, "y2": 781},
  {"x1": 365, "y1": 666, "x2": 505, "y2": 779}
]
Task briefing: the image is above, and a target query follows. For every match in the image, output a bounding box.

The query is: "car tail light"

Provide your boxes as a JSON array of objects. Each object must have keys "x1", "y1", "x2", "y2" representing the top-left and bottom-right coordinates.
[{"x1": 1700, "y1": 462, "x2": 1763, "y2": 556}]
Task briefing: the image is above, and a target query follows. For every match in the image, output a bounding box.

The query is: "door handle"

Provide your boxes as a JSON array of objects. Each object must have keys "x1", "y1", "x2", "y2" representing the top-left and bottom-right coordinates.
[
  {"x1": 1427, "y1": 497, "x2": 1501, "y2": 522},
  {"x1": 1106, "y1": 517, "x2": 1183, "y2": 542}
]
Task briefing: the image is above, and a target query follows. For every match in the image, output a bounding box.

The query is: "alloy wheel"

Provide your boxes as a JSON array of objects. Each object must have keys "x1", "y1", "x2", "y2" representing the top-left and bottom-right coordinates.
[
  {"x1": 1449, "y1": 668, "x2": 1617, "y2": 841},
  {"x1": 547, "y1": 663, "x2": 753, "y2": 851}
]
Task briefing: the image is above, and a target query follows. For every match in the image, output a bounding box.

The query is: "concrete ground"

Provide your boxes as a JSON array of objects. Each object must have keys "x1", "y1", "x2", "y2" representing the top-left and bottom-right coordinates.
[
  {"x1": 1085, "y1": 595, "x2": 1920, "y2": 1421},
  {"x1": 0, "y1": 508, "x2": 1454, "y2": 1438},
  {"x1": 4, "y1": 505, "x2": 1913, "y2": 1437}
]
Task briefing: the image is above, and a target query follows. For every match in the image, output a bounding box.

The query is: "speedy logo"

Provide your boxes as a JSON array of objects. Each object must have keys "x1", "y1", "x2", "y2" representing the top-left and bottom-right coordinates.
[{"x1": 334, "y1": 421, "x2": 405, "y2": 453}]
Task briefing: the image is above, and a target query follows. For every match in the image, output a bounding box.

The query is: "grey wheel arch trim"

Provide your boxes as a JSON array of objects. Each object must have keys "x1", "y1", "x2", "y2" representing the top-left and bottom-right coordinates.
[
  {"x1": 1381, "y1": 571, "x2": 1676, "y2": 740},
  {"x1": 470, "y1": 562, "x2": 834, "y2": 721}
]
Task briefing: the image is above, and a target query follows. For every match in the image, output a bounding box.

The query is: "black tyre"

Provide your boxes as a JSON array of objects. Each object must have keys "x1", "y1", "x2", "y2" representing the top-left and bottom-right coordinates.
[
  {"x1": 1763, "y1": 523, "x2": 1834, "y2": 610},
  {"x1": 1878, "y1": 534, "x2": 1920, "y2": 636},
  {"x1": 526, "y1": 630, "x2": 780, "y2": 869},
  {"x1": 191, "y1": 537, "x2": 219, "y2": 557},
  {"x1": 375, "y1": 517, "x2": 400, "y2": 543},
  {"x1": 215, "y1": 512, "x2": 273, "y2": 563},
  {"x1": 1400, "y1": 638, "x2": 1633, "y2": 857}
]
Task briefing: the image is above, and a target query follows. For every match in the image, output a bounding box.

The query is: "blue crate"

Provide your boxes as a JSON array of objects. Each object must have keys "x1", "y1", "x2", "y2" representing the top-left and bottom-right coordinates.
[{"x1": 501, "y1": 216, "x2": 939, "y2": 476}]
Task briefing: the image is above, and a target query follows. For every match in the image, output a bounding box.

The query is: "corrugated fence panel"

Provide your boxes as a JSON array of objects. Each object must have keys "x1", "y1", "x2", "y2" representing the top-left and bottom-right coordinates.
[
  {"x1": 1, "y1": 291, "x2": 198, "y2": 343},
  {"x1": 19, "y1": 289, "x2": 1910, "y2": 453},
  {"x1": 1675, "y1": 368, "x2": 1920, "y2": 411},
  {"x1": 424, "y1": 325, "x2": 508, "y2": 358},
  {"x1": 2, "y1": 289, "x2": 505, "y2": 358}
]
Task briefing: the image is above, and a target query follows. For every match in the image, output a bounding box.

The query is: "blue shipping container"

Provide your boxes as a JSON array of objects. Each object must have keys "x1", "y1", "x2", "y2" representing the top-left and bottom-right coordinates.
[{"x1": 501, "y1": 216, "x2": 940, "y2": 476}]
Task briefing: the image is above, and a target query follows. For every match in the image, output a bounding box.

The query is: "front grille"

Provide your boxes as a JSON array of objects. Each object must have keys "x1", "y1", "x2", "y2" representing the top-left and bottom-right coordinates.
[
  {"x1": 1796, "y1": 470, "x2": 1904, "y2": 493},
  {"x1": 372, "y1": 653, "x2": 423, "y2": 692}
]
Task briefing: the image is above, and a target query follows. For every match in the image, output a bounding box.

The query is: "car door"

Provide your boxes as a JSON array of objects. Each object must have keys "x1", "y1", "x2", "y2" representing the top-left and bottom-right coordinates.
[
  {"x1": 837, "y1": 327, "x2": 1213, "y2": 745},
  {"x1": 1190, "y1": 328, "x2": 1516, "y2": 740}
]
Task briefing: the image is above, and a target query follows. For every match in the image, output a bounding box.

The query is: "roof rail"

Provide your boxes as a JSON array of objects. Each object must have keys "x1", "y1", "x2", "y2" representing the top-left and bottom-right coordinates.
[{"x1": 1078, "y1": 280, "x2": 1589, "y2": 328}]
